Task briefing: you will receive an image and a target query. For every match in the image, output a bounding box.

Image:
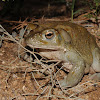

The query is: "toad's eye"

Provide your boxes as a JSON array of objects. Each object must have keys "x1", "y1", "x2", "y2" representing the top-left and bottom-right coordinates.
[{"x1": 45, "y1": 32, "x2": 54, "y2": 39}]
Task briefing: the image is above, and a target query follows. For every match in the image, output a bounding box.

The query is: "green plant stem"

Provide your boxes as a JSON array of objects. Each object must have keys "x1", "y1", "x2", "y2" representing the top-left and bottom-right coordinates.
[
  {"x1": 71, "y1": 0, "x2": 75, "y2": 22},
  {"x1": 95, "y1": 5, "x2": 98, "y2": 24}
]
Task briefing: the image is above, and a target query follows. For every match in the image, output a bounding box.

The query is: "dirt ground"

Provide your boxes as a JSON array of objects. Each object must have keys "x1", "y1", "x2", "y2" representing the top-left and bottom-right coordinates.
[{"x1": 0, "y1": 17, "x2": 100, "y2": 100}]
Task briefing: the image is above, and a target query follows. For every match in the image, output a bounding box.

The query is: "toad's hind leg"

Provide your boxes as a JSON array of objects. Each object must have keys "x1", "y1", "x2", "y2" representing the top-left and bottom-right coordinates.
[{"x1": 90, "y1": 48, "x2": 100, "y2": 81}]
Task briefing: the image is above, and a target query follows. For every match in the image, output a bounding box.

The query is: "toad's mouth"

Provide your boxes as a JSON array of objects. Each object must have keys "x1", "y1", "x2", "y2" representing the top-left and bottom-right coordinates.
[{"x1": 27, "y1": 44, "x2": 65, "y2": 51}]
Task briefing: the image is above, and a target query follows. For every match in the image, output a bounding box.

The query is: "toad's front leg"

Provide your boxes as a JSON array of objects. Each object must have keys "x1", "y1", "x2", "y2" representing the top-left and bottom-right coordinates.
[{"x1": 59, "y1": 49, "x2": 85, "y2": 89}]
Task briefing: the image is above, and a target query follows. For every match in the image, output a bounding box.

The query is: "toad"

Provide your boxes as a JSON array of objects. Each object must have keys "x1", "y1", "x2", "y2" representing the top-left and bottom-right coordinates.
[{"x1": 22, "y1": 21, "x2": 100, "y2": 88}]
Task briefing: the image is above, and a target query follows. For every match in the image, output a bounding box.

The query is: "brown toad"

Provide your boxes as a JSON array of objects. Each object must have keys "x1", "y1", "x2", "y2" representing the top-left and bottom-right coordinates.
[{"x1": 23, "y1": 21, "x2": 100, "y2": 88}]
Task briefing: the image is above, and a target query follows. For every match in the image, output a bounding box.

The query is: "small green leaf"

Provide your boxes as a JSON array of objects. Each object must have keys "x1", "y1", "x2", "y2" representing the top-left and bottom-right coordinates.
[
  {"x1": 73, "y1": 9, "x2": 83, "y2": 15},
  {"x1": 84, "y1": 14, "x2": 93, "y2": 18}
]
